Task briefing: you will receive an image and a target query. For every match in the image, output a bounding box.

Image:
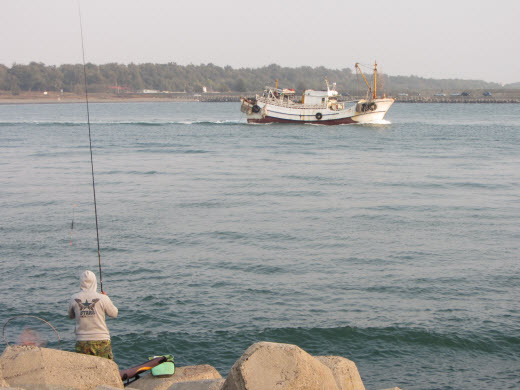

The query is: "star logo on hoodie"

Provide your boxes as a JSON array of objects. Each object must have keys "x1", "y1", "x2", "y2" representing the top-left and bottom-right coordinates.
[{"x1": 75, "y1": 298, "x2": 100, "y2": 316}]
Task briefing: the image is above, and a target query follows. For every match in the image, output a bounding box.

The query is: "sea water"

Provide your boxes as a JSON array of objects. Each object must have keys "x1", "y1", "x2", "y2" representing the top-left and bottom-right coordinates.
[{"x1": 0, "y1": 102, "x2": 519, "y2": 389}]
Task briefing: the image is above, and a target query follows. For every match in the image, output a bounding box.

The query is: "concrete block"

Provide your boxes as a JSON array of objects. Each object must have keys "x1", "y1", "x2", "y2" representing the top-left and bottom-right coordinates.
[
  {"x1": 222, "y1": 341, "x2": 339, "y2": 390},
  {"x1": 315, "y1": 356, "x2": 365, "y2": 390},
  {"x1": 94, "y1": 386, "x2": 133, "y2": 390},
  {"x1": 0, "y1": 387, "x2": 25, "y2": 390},
  {"x1": 0, "y1": 361, "x2": 7, "y2": 387},
  {"x1": 94, "y1": 387, "x2": 124, "y2": 390},
  {"x1": 0, "y1": 346, "x2": 123, "y2": 390},
  {"x1": 167, "y1": 379, "x2": 224, "y2": 390},
  {"x1": 94, "y1": 387, "x2": 143, "y2": 390},
  {"x1": 130, "y1": 365, "x2": 221, "y2": 390}
]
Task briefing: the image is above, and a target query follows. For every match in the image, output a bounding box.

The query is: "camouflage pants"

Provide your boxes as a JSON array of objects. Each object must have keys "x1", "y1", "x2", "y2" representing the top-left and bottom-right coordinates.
[{"x1": 75, "y1": 340, "x2": 114, "y2": 360}]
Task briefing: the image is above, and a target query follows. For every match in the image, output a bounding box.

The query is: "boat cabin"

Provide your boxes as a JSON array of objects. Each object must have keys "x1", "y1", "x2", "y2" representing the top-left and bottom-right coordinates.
[
  {"x1": 260, "y1": 80, "x2": 341, "y2": 107},
  {"x1": 302, "y1": 83, "x2": 339, "y2": 105}
]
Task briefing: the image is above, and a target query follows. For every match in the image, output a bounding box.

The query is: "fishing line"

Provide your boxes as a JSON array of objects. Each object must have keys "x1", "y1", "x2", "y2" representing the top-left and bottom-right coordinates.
[
  {"x1": 3, "y1": 315, "x2": 61, "y2": 348},
  {"x1": 70, "y1": 203, "x2": 76, "y2": 246},
  {"x1": 78, "y1": 1, "x2": 104, "y2": 293}
]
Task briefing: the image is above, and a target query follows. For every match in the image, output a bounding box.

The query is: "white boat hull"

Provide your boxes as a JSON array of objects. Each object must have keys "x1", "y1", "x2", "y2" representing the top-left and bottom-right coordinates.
[{"x1": 241, "y1": 98, "x2": 394, "y2": 125}]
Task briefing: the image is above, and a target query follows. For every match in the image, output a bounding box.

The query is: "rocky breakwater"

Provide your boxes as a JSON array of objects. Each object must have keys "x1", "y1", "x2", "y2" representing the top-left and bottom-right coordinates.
[
  {"x1": 0, "y1": 342, "x2": 402, "y2": 390},
  {"x1": 0, "y1": 345, "x2": 123, "y2": 389}
]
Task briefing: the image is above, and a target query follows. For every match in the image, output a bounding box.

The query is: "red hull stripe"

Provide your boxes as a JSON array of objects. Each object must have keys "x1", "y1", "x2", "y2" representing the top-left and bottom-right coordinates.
[{"x1": 248, "y1": 115, "x2": 357, "y2": 125}]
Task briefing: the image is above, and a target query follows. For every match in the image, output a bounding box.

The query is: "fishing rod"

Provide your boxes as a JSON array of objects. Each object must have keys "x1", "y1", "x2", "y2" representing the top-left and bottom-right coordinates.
[{"x1": 78, "y1": 1, "x2": 104, "y2": 293}]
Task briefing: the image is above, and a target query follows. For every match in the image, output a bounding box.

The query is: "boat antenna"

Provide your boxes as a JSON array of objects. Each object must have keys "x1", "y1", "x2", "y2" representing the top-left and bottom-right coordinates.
[
  {"x1": 374, "y1": 61, "x2": 377, "y2": 99},
  {"x1": 78, "y1": 1, "x2": 104, "y2": 293}
]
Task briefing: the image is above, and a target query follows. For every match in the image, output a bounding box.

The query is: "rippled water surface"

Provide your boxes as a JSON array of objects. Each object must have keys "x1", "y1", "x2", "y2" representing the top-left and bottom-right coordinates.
[{"x1": 1, "y1": 102, "x2": 519, "y2": 389}]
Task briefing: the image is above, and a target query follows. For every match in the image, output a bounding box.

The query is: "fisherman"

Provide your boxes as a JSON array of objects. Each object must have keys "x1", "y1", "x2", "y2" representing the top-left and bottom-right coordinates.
[{"x1": 68, "y1": 270, "x2": 118, "y2": 359}]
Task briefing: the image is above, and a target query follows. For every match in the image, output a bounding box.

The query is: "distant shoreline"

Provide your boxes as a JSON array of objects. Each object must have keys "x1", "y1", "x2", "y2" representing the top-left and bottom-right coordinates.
[
  {"x1": 0, "y1": 92, "x2": 233, "y2": 105},
  {"x1": 1, "y1": 91, "x2": 518, "y2": 105},
  {"x1": 0, "y1": 91, "x2": 242, "y2": 105}
]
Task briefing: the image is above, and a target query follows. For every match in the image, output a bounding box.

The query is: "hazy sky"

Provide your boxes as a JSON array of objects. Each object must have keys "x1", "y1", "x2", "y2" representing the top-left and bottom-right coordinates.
[{"x1": 1, "y1": 0, "x2": 519, "y2": 84}]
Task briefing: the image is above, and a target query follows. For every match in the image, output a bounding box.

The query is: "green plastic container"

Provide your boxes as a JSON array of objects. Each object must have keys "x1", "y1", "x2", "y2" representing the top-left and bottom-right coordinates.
[{"x1": 151, "y1": 361, "x2": 175, "y2": 377}]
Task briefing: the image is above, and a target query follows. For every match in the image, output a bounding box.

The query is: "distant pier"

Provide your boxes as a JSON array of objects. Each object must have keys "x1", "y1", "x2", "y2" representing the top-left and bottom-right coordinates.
[
  {"x1": 393, "y1": 96, "x2": 520, "y2": 103},
  {"x1": 1, "y1": 91, "x2": 519, "y2": 104}
]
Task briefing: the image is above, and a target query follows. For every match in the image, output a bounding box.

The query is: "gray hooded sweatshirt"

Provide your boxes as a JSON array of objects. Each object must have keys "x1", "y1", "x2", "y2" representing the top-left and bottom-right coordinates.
[{"x1": 68, "y1": 270, "x2": 118, "y2": 341}]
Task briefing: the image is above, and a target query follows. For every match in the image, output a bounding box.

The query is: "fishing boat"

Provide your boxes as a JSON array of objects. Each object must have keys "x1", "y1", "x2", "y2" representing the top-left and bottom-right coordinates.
[{"x1": 240, "y1": 62, "x2": 394, "y2": 125}]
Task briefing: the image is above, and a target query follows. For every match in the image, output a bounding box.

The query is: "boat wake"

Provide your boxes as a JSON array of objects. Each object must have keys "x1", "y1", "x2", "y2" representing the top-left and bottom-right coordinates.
[
  {"x1": 177, "y1": 120, "x2": 244, "y2": 125},
  {"x1": 302, "y1": 118, "x2": 392, "y2": 126},
  {"x1": 361, "y1": 119, "x2": 392, "y2": 125},
  {"x1": 374, "y1": 119, "x2": 391, "y2": 125}
]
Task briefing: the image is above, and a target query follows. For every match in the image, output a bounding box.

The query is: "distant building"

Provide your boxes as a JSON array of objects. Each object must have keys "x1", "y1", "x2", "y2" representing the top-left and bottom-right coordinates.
[
  {"x1": 202, "y1": 86, "x2": 207, "y2": 93},
  {"x1": 483, "y1": 91, "x2": 492, "y2": 96}
]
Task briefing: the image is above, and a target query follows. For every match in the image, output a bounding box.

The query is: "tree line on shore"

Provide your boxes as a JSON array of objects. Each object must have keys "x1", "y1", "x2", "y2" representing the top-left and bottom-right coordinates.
[{"x1": 0, "y1": 62, "x2": 505, "y2": 95}]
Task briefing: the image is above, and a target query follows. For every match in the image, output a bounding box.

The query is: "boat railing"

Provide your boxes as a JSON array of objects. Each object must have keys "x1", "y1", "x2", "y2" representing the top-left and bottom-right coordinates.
[{"x1": 256, "y1": 96, "x2": 326, "y2": 109}]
